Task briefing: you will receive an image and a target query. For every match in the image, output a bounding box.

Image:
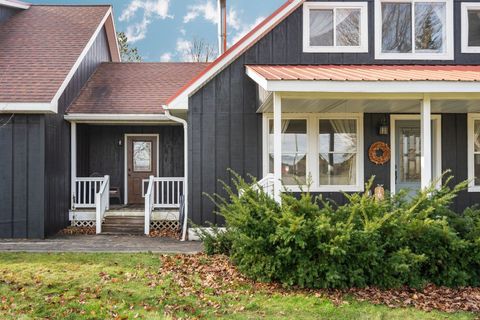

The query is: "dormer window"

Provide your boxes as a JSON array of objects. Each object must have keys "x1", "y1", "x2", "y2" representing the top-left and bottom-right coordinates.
[
  {"x1": 462, "y1": 3, "x2": 480, "y2": 53},
  {"x1": 375, "y1": 0, "x2": 453, "y2": 60},
  {"x1": 303, "y1": 2, "x2": 368, "y2": 53}
]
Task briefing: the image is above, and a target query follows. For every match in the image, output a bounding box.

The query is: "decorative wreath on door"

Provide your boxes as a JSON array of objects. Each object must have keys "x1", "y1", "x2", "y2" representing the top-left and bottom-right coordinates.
[{"x1": 369, "y1": 142, "x2": 391, "y2": 165}]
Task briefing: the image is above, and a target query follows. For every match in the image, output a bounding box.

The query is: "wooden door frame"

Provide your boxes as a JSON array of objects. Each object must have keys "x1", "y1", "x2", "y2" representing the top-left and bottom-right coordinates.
[
  {"x1": 124, "y1": 134, "x2": 160, "y2": 205},
  {"x1": 389, "y1": 114, "x2": 442, "y2": 194}
]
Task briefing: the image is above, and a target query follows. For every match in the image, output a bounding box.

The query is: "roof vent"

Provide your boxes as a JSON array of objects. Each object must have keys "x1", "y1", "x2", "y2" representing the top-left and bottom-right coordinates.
[{"x1": 218, "y1": 0, "x2": 227, "y2": 55}]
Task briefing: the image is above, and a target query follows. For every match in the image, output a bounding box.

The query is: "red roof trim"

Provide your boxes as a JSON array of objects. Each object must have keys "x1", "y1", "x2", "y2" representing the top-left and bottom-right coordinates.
[{"x1": 165, "y1": 0, "x2": 304, "y2": 106}]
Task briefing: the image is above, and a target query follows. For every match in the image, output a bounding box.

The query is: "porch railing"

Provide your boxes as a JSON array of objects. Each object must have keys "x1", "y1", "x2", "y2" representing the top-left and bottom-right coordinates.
[
  {"x1": 95, "y1": 175, "x2": 110, "y2": 234},
  {"x1": 255, "y1": 174, "x2": 275, "y2": 197},
  {"x1": 142, "y1": 177, "x2": 185, "y2": 209},
  {"x1": 144, "y1": 176, "x2": 155, "y2": 235},
  {"x1": 73, "y1": 177, "x2": 105, "y2": 209}
]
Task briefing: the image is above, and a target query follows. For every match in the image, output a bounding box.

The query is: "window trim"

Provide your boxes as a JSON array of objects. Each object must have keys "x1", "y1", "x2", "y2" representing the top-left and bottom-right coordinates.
[
  {"x1": 374, "y1": 0, "x2": 454, "y2": 60},
  {"x1": 263, "y1": 113, "x2": 364, "y2": 193},
  {"x1": 468, "y1": 114, "x2": 480, "y2": 192},
  {"x1": 302, "y1": 2, "x2": 369, "y2": 53},
  {"x1": 461, "y1": 3, "x2": 480, "y2": 53}
]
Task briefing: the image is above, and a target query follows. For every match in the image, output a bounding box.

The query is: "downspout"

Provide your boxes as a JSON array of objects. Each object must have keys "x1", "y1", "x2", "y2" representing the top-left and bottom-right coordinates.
[{"x1": 163, "y1": 106, "x2": 189, "y2": 241}]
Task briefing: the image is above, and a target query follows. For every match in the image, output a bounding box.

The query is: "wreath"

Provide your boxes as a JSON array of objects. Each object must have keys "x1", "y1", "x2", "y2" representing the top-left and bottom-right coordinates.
[{"x1": 369, "y1": 142, "x2": 391, "y2": 165}]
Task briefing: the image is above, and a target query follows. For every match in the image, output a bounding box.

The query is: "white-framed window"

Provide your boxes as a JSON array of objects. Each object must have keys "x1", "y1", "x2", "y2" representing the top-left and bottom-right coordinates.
[
  {"x1": 468, "y1": 114, "x2": 480, "y2": 192},
  {"x1": 462, "y1": 3, "x2": 480, "y2": 53},
  {"x1": 263, "y1": 113, "x2": 364, "y2": 192},
  {"x1": 374, "y1": 0, "x2": 454, "y2": 60},
  {"x1": 303, "y1": 2, "x2": 369, "y2": 53}
]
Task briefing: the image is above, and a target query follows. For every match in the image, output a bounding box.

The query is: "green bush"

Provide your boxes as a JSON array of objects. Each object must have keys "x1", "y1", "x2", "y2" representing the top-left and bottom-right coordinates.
[
  {"x1": 196, "y1": 224, "x2": 233, "y2": 256},
  {"x1": 205, "y1": 172, "x2": 480, "y2": 289}
]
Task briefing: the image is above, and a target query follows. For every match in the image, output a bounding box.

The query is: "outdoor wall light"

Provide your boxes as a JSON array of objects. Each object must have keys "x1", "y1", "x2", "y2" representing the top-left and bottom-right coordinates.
[{"x1": 378, "y1": 116, "x2": 389, "y2": 136}]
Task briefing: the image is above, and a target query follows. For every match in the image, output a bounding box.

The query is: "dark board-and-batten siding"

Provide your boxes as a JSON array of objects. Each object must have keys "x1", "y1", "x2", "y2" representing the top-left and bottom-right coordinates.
[
  {"x1": 76, "y1": 125, "x2": 184, "y2": 203},
  {"x1": 0, "y1": 6, "x2": 20, "y2": 24},
  {"x1": 0, "y1": 27, "x2": 111, "y2": 238},
  {"x1": 188, "y1": 0, "x2": 480, "y2": 225}
]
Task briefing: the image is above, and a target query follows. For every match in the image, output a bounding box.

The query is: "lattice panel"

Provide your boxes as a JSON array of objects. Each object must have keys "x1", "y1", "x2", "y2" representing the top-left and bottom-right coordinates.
[
  {"x1": 151, "y1": 220, "x2": 179, "y2": 231},
  {"x1": 72, "y1": 220, "x2": 95, "y2": 228}
]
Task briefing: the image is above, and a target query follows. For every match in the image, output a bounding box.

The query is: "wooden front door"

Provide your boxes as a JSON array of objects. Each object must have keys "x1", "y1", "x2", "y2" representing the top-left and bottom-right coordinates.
[{"x1": 127, "y1": 135, "x2": 158, "y2": 204}]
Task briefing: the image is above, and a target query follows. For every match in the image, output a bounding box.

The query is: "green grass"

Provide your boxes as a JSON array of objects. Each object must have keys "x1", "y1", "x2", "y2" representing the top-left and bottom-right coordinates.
[{"x1": 0, "y1": 253, "x2": 475, "y2": 319}]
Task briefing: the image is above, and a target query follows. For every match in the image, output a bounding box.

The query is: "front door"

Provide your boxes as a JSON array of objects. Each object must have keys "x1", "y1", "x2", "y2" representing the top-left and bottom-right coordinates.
[
  {"x1": 127, "y1": 135, "x2": 158, "y2": 204},
  {"x1": 393, "y1": 117, "x2": 440, "y2": 195}
]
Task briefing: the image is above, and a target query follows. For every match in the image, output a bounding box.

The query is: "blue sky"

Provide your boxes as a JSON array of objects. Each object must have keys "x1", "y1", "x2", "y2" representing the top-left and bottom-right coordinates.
[{"x1": 29, "y1": 0, "x2": 285, "y2": 61}]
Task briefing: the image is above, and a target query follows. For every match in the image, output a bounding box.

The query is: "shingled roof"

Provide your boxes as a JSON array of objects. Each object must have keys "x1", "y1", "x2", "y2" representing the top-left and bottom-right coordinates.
[
  {"x1": 67, "y1": 63, "x2": 210, "y2": 114},
  {"x1": 0, "y1": 5, "x2": 114, "y2": 103}
]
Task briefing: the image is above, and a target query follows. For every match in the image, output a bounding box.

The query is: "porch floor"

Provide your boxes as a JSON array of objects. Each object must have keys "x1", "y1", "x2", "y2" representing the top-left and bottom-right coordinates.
[{"x1": 0, "y1": 235, "x2": 202, "y2": 253}]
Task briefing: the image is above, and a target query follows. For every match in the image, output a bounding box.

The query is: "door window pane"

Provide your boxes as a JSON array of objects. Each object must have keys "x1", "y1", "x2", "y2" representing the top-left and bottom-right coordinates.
[
  {"x1": 310, "y1": 9, "x2": 334, "y2": 46},
  {"x1": 269, "y1": 120, "x2": 308, "y2": 185},
  {"x1": 398, "y1": 127, "x2": 421, "y2": 184},
  {"x1": 133, "y1": 141, "x2": 152, "y2": 172},
  {"x1": 319, "y1": 119, "x2": 357, "y2": 186},
  {"x1": 468, "y1": 10, "x2": 480, "y2": 47},
  {"x1": 336, "y1": 9, "x2": 361, "y2": 46},
  {"x1": 415, "y1": 2, "x2": 445, "y2": 52},
  {"x1": 382, "y1": 3, "x2": 412, "y2": 53}
]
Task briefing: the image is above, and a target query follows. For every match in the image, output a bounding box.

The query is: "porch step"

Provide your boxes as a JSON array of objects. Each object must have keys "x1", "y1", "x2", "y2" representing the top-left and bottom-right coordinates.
[{"x1": 101, "y1": 216, "x2": 144, "y2": 235}]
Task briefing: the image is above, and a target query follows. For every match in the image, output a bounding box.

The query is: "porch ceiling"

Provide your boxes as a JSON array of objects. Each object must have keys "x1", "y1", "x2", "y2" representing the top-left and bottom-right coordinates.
[{"x1": 259, "y1": 97, "x2": 480, "y2": 114}]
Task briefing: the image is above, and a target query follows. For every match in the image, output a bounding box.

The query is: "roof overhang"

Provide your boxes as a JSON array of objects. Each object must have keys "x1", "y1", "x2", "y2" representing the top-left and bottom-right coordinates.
[
  {"x1": 64, "y1": 113, "x2": 173, "y2": 124},
  {"x1": 0, "y1": 102, "x2": 56, "y2": 113},
  {"x1": 165, "y1": 0, "x2": 305, "y2": 110},
  {"x1": 0, "y1": 0, "x2": 30, "y2": 9},
  {"x1": 246, "y1": 65, "x2": 480, "y2": 95}
]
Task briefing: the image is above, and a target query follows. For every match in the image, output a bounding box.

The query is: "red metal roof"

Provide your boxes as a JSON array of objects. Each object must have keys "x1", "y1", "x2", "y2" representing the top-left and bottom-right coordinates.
[
  {"x1": 67, "y1": 62, "x2": 210, "y2": 114},
  {"x1": 246, "y1": 65, "x2": 480, "y2": 82}
]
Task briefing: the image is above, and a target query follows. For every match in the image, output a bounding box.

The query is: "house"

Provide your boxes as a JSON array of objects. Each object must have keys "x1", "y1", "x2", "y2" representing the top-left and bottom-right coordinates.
[{"x1": 2, "y1": 0, "x2": 480, "y2": 240}]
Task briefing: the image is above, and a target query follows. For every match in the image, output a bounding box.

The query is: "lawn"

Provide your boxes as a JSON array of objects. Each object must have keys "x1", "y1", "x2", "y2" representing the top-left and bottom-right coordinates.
[{"x1": 0, "y1": 253, "x2": 475, "y2": 319}]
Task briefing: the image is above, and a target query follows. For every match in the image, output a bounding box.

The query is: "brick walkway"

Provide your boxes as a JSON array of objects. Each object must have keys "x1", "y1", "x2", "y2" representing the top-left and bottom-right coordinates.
[{"x1": 0, "y1": 235, "x2": 203, "y2": 253}]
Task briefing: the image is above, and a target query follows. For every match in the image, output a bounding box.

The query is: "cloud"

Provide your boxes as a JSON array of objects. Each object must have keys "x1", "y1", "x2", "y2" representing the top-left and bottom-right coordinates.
[
  {"x1": 160, "y1": 52, "x2": 172, "y2": 62},
  {"x1": 176, "y1": 38, "x2": 193, "y2": 62},
  {"x1": 119, "y1": 0, "x2": 172, "y2": 43},
  {"x1": 183, "y1": 1, "x2": 217, "y2": 24},
  {"x1": 229, "y1": 16, "x2": 265, "y2": 46}
]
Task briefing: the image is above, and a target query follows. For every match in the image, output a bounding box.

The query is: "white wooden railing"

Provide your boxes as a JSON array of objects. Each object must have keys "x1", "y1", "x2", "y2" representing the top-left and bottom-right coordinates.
[
  {"x1": 95, "y1": 175, "x2": 110, "y2": 234},
  {"x1": 144, "y1": 176, "x2": 155, "y2": 235},
  {"x1": 255, "y1": 174, "x2": 275, "y2": 197},
  {"x1": 142, "y1": 177, "x2": 185, "y2": 209},
  {"x1": 73, "y1": 177, "x2": 105, "y2": 209}
]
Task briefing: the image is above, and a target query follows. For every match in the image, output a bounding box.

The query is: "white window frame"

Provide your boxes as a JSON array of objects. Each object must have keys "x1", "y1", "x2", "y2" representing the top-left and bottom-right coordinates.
[
  {"x1": 467, "y1": 114, "x2": 480, "y2": 192},
  {"x1": 303, "y1": 2, "x2": 369, "y2": 53},
  {"x1": 263, "y1": 113, "x2": 364, "y2": 193},
  {"x1": 461, "y1": 3, "x2": 480, "y2": 53},
  {"x1": 374, "y1": 0, "x2": 454, "y2": 60}
]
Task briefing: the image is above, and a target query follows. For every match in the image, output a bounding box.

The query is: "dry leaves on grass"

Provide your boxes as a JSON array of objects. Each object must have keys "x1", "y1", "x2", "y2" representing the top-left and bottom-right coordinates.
[{"x1": 159, "y1": 254, "x2": 480, "y2": 315}]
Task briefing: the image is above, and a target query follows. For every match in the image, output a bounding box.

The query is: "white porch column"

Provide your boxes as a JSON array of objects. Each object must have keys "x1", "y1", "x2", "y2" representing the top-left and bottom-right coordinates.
[
  {"x1": 421, "y1": 95, "x2": 432, "y2": 189},
  {"x1": 70, "y1": 122, "x2": 77, "y2": 210},
  {"x1": 273, "y1": 92, "x2": 282, "y2": 203}
]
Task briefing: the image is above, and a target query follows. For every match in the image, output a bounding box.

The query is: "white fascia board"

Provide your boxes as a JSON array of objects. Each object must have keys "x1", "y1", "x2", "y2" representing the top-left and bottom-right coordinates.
[
  {"x1": 50, "y1": 8, "x2": 114, "y2": 111},
  {"x1": 64, "y1": 113, "x2": 171, "y2": 122},
  {"x1": 0, "y1": 102, "x2": 56, "y2": 113},
  {"x1": 251, "y1": 78, "x2": 480, "y2": 94},
  {"x1": 166, "y1": 0, "x2": 304, "y2": 110},
  {"x1": 0, "y1": 0, "x2": 30, "y2": 9}
]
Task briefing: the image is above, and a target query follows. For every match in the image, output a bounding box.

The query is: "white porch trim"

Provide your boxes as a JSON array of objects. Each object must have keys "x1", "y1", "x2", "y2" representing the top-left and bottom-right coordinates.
[
  {"x1": 273, "y1": 92, "x2": 282, "y2": 203},
  {"x1": 421, "y1": 95, "x2": 432, "y2": 189},
  {"x1": 71, "y1": 122, "x2": 77, "y2": 210},
  {"x1": 467, "y1": 113, "x2": 480, "y2": 192},
  {"x1": 64, "y1": 113, "x2": 172, "y2": 123},
  {"x1": 0, "y1": 0, "x2": 29, "y2": 9}
]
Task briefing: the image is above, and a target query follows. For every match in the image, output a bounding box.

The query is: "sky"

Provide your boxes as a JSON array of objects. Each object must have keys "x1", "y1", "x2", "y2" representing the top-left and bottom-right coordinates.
[{"x1": 28, "y1": 0, "x2": 286, "y2": 62}]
